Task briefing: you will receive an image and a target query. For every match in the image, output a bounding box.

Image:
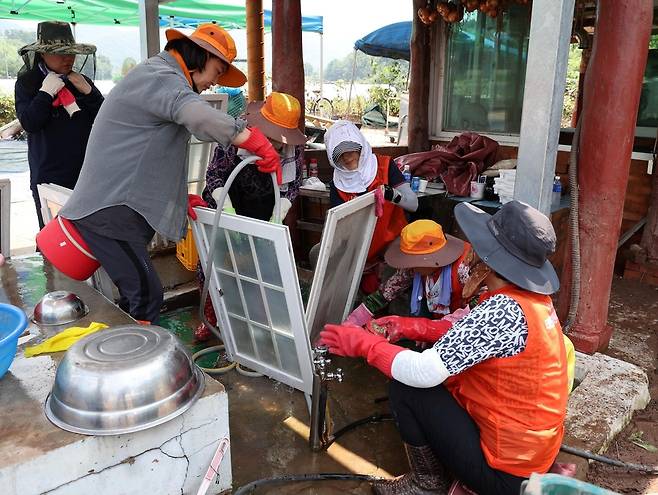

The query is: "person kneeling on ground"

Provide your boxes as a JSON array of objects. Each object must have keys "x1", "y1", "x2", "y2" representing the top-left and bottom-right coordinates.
[
  {"x1": 320, "y1": 200, "x2": 568, "y2": 495},
  {"x1": 345, "y1": 219, "x2": 476, "y2": 328}
]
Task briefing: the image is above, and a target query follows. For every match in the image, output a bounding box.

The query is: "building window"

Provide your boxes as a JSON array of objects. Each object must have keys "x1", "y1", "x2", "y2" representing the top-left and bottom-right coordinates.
[{"x1": 442, "y1": 6, "x2": 531, "y2": 134}]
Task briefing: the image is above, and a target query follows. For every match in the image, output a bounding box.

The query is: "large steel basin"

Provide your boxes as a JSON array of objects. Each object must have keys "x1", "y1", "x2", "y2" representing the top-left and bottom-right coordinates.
[{"x1": 45, "y1": 325, "x2": 204, "y2": 435}]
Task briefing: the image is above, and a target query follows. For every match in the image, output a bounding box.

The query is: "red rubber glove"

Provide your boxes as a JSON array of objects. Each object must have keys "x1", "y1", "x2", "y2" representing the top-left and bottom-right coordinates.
[
  {"x1": 238, "y1": 127, "x2": 282, "y2": 184},
  {"x1": 366, "y1": 316, "x2": 452, "y2": 344},
  {"x1": 319, "y1": 324, "x2": 404, "y2": 377},
  {"x1": 187, "y1": 194, "x2": 208, "y2": 220}
]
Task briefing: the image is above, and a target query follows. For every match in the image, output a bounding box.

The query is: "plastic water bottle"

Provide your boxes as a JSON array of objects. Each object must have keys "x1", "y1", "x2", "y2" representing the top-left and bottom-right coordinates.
[
  {"x1": 403, "y1": 165, "x2": 411, "y2": 183},
  {"x1": 552, "y1": 176, "x2": 562, "y2": 208}
]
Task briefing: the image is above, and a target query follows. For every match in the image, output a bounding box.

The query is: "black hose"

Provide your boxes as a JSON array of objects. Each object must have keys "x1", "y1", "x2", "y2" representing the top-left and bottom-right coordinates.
[
  {"x1": 560, "y1": 444, "x2": 658, "y2": 474},
  {"x1": 324, "y1": 413, "x2": 394, "y2": 449},
  {"x1": 232, "y1": 473, "x2": 382, "y2": 495}
]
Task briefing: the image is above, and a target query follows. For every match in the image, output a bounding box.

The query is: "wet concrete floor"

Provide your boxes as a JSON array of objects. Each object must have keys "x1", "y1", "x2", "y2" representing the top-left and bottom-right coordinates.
[{"x1": 159, "y1": 307, "x2": 408, "y2": 494}]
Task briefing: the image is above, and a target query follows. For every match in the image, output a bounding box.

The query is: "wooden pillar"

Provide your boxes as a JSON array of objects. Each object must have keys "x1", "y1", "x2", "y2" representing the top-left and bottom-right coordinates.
[
  {"x1": 408, "y1": 0, "x2": 431, "y2": 153},
  {"x1": 563, "y1": 0, "x2": 653, "y2": 353},
  {"x1": 246, "y1": 0, "x2": 265, "y2": 102},
  {"x1": 272, "y1": 0, "x2": 305, "y2": 132}
]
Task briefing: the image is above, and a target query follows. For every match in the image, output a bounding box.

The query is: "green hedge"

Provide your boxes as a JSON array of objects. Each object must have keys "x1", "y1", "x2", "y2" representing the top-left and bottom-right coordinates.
[{"x1": 0, "y1": 95, "x2": 16, "y2": 127}]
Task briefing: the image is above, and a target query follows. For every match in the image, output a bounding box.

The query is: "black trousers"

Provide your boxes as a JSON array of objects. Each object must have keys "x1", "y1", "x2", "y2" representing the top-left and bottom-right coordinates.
[
  {"x1": 31, "y1": 187, "x2": 45, "y2": 230},
  {"x1": 388, "y1": 381, "x2": 526, "y2": 495},
  {"x1": 75, "y1": 223, "x2": 163, "y2": 323}
]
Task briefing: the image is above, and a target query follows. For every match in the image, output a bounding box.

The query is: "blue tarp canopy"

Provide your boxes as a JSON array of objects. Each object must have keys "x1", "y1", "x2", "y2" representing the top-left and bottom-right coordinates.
[{"x1": 354, "y1": 21, "x2": 411, "y2": 61}]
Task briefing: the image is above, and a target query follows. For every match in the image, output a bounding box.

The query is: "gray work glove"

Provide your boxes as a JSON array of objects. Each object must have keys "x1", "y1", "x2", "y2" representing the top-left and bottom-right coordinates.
[{"x1": 39, "y1": 72, "x2": 65, "y2": 97}]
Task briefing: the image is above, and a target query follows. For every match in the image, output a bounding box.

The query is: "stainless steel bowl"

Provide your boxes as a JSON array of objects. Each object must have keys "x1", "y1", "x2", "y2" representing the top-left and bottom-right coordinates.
[
  {"x1": 32, "y1": 290, "x2": 89, "y2": 326},
  {"x1": 45, "y1": 325, "x2": 205, "y2": 435}
]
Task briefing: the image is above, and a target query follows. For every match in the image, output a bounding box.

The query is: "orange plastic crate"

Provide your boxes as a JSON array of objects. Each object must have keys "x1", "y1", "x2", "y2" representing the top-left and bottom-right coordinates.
[{"x1": 176, "y1": 226, "x2": 199, "y2": 271}]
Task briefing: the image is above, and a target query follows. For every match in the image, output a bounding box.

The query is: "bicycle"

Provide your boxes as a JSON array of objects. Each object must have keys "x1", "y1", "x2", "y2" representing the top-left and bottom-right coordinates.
[{"x1": 306, "y1": 90, "x2": 334, "y2": 120}]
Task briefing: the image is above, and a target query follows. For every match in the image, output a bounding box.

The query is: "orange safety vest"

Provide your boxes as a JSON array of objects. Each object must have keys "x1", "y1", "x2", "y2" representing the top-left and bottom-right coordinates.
[
  {"x1": 445, "y1": 285, "x2": 568, "y2": 478},
  {"x1": 337, "y1": 155, "x2": 408, "y2": 261}
]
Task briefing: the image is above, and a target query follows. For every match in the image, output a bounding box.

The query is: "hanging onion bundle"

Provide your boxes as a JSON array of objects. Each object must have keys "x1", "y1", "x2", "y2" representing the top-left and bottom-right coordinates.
[{"x1": 417, "y1": 0, "x2": 530, "y2": 25}]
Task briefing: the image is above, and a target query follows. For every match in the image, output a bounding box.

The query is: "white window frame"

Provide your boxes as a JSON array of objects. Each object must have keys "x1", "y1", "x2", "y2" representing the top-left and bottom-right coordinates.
[
  {"x1": 0, "y1": 179, "x2": 10, "y2": 257},
  {"x1": 192, "y1": 208, "x2": 315, "y2": 394},
  {"x1": 36, "y1": 183, "x2": 73, "y2": 224},
  {"x1": 192, "y1": 191, "x2": 378, "y2": 397},
  {"x1": 187, "y1": 93, "x2": 229, "y2": 195},
  {"x1": 429, "y1": 15, "x2": 527, "y2": 146},
  {"x1": 305, "y1": 191, "x2": 378, "y2": 344}
]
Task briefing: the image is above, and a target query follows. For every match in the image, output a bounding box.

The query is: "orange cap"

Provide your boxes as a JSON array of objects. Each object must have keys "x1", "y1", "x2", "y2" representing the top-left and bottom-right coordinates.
[
  {"x1": 399, "y1": 220, "x2": 447, "y2": 255},
  {"x1": 166, "y1": 23, "x2": 246, "y2": 87}
]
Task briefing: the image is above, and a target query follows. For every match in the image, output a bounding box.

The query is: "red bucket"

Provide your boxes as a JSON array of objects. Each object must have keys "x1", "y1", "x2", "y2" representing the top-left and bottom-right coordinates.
[{"x1": 36, "y1": 216, "x2": 100, "y2": 281}]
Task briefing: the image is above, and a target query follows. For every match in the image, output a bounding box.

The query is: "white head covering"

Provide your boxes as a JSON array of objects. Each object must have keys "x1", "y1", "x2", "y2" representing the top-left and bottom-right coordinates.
[{"x1": 324, "y1": 120, "x2": 378, "y2": 193}]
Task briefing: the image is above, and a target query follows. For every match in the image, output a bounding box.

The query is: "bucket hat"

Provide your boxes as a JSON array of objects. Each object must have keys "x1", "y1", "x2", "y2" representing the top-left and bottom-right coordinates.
[
  {"x1": 454, "y1": 200, "x2": 559, "y2": 294},
  {"x1": 166, "y1": 23, "x2": 246, "y2": 87},
  {"x1": 385, "y1": 220, "x2": 464, "y2": 269},
  {"x1": 18, "y1": 22, "x2": 96, "y2": 56},
  {"x1": 245, "y1": 93, "x2": 307, "y2": 145}
]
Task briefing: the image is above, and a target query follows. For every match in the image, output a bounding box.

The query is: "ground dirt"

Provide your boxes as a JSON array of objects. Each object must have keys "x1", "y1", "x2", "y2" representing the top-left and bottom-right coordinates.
[{"x1": 587, "y1": 276, "x2": 658, "y2": 494}]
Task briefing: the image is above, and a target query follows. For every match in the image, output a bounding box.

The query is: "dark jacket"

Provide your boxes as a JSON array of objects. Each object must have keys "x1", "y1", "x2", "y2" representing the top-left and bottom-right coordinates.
[{"x1": 14, "y1": 66, "x2": 104, "y2": 190}]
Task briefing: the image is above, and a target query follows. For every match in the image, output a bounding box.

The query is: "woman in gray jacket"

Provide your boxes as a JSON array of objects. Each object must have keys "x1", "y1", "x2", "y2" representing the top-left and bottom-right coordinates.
[{"x1": 59, "y1": 24, "x2": 281, "y2": 323}]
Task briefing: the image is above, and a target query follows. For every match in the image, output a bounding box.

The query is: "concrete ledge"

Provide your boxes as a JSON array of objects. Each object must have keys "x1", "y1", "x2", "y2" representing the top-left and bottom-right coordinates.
[
  {"x1": 0, "y1": 388, "x2": 231, "y2": 495},
  {"x1": 559, "y1": 352, "x2": 650, "y2": 478}
]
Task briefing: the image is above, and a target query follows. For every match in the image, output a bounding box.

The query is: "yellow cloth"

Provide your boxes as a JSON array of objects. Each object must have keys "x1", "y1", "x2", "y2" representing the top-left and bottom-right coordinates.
[
  {"x1": 564, "y1": 334, "x2": 576, "y2": 393},
  {"x1": 24, "y1": 322, "x2": 108, "y2": 357}
]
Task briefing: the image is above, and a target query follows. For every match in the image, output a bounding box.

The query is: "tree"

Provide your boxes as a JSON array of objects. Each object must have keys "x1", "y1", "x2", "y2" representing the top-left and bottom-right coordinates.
[
  {"x1": 96, "y1": 54, "x2": 113, "y2": 80},
  {"x1": 0, "y1": 30, "x2": 31, "y2": 78},
  {"x1": 121, "y1": 57, "x2": 137, "y2": 76},
  {"x1": 324, "y1": 51, "x2": 371, "y2": 82},
  {"x1": 304, "y1": 62, "x2": 315, "y2": 77}
]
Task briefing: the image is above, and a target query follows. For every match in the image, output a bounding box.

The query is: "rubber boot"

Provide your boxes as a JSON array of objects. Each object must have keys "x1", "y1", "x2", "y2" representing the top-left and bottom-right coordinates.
[{"x1": 372, "y1": 444, "x2": 451, "y2": 495}]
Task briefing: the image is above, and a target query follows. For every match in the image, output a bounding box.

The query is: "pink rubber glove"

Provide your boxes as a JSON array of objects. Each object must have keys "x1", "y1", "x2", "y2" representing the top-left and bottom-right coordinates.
[
  {"x1": 442, "y1": 306, "x2": 470, "y2": 324},
  {"x1": 238, "y1": 127, "x2": 283, "y2": 184},
  {"x1": 344, "y1": 303, "x2": 373, "y2": 327},
  {"x1": 374, "y1": 187, "x2": 385, "y2": 218},
  {"x1": 366, "y1": 316, "x2": 452, "y2": 344},
  {"x1": 319, "y1": 324, "x2": 404, "y2": 377},
  {"x1": 187, "y1": 194, "x2": 208, "y2": 220}
]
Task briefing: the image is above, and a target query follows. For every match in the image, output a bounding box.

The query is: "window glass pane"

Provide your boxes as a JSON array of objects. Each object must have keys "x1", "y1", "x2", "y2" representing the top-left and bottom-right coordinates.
[
  {"x1": 218, "y1": 273, "x2": 244, "y2": 317},
  {"x1": 253, "y1": 237, "x2": 283, "y2": 287},
  {"x1": 638, "y1": 49, "x2": 658, "y2": 127},
  {"x1": 266, "y1": 288, "x2": 291, "y2": 335},
  {"x1": 275, "y1": 334, "x2": 302, "y2": 378},
  {"x1": 228, "y1": 232, "x2": 257, "y2": 279},
  {"x1": 230, "y1": 316, "x2": 255, "y2": 358},
  {"x1": 241, "y1": 280, "x2": 268, "y2": 325},
  {"x1": 307, "y1": 205, "x2": 372, "y2": 342},
  {"x1": 252, "y1": 325, "x2": 277, "y2": 367},
  {"x1": 443, "y1": 6, "x2": 530, "y2": 134},
  {"x1": 206, "y1": 227, "x2": 233, "y2": 272}
]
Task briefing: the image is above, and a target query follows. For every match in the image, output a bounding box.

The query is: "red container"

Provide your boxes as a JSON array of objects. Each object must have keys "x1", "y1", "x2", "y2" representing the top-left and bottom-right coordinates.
[{"x1": 36, "y1": 216, "x2": 100, "y2": 281}]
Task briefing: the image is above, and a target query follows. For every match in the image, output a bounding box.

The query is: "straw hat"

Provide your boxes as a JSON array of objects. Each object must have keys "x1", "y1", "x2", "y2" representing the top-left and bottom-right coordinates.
[
  {"x1": 165, "y1": 24, "x2": 246, "y2": 87},
  {"x1": 385, "y1": 220, "x2": 464, "y2": 269},
  {"x1": 454, "y1": 200, "x2": 559, "y2": 294},
  {"x1": 245, "y1": 92, "x2": 307, "y2": 145},
  {"x1": 18, "y1": 22, "x2": 96, "y2": 56}
]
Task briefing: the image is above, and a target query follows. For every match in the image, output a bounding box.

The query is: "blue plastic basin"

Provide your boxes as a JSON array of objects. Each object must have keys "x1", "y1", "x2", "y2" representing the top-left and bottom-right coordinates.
[{"x1": 0, "y1": 303, "x2": 28, "y2": 378}]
